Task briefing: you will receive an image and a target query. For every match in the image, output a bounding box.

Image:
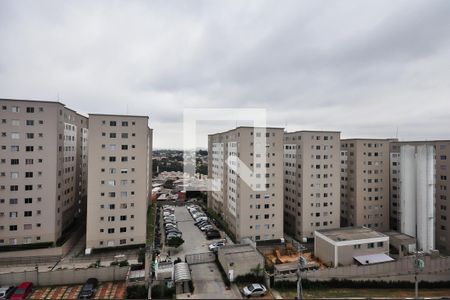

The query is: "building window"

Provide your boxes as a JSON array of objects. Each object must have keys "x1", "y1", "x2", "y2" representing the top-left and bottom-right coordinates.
[{"x1": 26, "y1": 107, "x2": 35, "y2": 113}]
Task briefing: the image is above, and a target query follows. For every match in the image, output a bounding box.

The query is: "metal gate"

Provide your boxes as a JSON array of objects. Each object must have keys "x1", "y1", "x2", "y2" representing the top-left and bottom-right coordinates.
[{"x1": 185, "y1": 252, "x2": 216, "y2": 265}]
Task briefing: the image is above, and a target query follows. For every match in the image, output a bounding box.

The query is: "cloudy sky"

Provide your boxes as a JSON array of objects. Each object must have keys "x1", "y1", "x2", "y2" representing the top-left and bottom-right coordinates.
[{"x1": 1, "y1": 0, "x2": 449, "y2": 148}]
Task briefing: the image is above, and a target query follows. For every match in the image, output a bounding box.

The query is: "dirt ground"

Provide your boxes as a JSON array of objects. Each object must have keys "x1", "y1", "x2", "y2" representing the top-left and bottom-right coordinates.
[{"x1": 28, "y1": 281, "x2": 126, "y2": 299}]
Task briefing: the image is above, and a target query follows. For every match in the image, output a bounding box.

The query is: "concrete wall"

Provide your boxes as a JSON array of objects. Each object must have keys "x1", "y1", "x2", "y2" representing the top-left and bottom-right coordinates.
[
  {"x1": 0, "y1": 227, "x2": 83, "y2": 259},
  {"x1": 274, "y1": 255, "x2": 450, "y2": 283},
  {"x1": 314, "y1": 234, "x2": 335, "y2": 267},
  {"x1": 218, "y1": 249, "x2": 264, "y2": 281},
  {"x1": 0, "y1": 266, "x2": 128, "y2": 286}
]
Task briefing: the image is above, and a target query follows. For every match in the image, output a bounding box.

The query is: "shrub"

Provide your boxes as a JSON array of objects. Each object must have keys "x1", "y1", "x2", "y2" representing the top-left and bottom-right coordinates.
[
  {"x1": 167, "y1": 236, "x2": 184, "y2": 248},
  {"x1": 126, "y1": 285, "x2": 148, "y2": 299},
  {"x1": 0, "y1": 242, "x2": 54, "y2": 252}
]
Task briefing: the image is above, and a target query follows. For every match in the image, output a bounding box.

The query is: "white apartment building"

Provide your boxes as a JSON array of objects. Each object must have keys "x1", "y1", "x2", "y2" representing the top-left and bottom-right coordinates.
[
  {"x1": 208, "y1": 127, "x2": 284, "y2": 242},
  {"x1": 284, "y1": 131, "x2": 341, "y2": 241},
  {"x1": 86, "y1": 114, "x2": 152, "y2": 250},
  {"x1": 0, "y1": 99, "x2": 88, "y2": 246}
]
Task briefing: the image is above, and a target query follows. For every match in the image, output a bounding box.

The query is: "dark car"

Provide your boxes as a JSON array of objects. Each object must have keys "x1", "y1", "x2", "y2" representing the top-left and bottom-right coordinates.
[
  {"x1": 78, "y1": 278, "x2": 98, "y2": 299},
  {"x1": 206, "y1": 230, "x2": 221, "y2": 240}
]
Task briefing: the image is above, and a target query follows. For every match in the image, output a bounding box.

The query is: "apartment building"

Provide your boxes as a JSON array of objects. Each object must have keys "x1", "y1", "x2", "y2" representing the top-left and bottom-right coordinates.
[
  {"x1": 208, "y1": 127, "x2": 284, "y2": 242},
  {"x1": 284, "y1": 131, "x2": 341, "y2": 241},
  {"x1": 86, "y1": 114, "x2": 152, "y2": 250},
  {"x1": 340, "y1": 139, "x2": 392, "y2": 232},
  {"x1": 390, "y1": 141, "x2": 450, "y2": 254},
  {"x1": 0, "y1": 99, "x2": 88, "y2": 246}
]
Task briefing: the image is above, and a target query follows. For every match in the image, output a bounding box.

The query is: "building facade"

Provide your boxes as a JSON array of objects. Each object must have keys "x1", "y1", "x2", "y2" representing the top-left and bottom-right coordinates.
[
  {"x1": 283, "y1": 131, "x2": 341, "y2": 241},
  {"x1": 208, "y1": 127, "x2": 284, "y2": 242},
  {"x1": 86, "y1": 114, "x2": 152, "y2": 250},
  {"x1": 0, "y1": 99, "x2": 88, "y2": 246},
  {"x1": 340, "y1": 139, "x2": 392, "y2": 232}
]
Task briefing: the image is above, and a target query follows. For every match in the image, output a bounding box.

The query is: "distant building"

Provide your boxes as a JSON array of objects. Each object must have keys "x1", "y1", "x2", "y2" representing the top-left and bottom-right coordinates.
[
  {"x1": 86, "y1": 114, "x2": 152, "y2": 249},
  {"x1": 340, "y1": 139, "x2": 394, "y2": 232},
  {"x1": 283, "y1": 131, "x2": 341, "y2": 241},
  {"x1": 0, "y1": 99, "x2": 88, "y2": 246},
  {"x1": 314, "y1": 227, "x2": 391, "y2": 267},
  {"x1": 208, "y1": 127, "x2": 284, "y2": 242}
]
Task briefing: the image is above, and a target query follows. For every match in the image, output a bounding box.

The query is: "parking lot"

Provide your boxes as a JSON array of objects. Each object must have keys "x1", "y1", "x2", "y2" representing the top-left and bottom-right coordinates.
[
  {"x1": 28, "y1": 281, "x2": 126, "y2": 299},
  {"x1": 170, "y1": 205, "x2": 226, "y2": 260}
]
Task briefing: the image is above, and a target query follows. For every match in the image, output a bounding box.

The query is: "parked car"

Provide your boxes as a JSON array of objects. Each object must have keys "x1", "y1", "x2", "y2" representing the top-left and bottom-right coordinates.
[
  {"x1": 0, "y1": 286, "x2": 15, "y2": 299},
  {"x1": 10, "y1": 282, "x2": 32, "y2": 300},
  {"x1": 208, "y1": 241, "x2": 226, "y2": 252},
  {"x1": 206, "y1": 230, "x2": 221, "y2": 240},
  {"x1": 242, "y1": 283, "x2": 267, "y2": 298},
  {"x1": 200, "y1": 225, "x2": 214, "y2": 231},
  {"x1": 165, "y1": 228, "x2": 182, "y2": 235},
  {"x1": 78, "y1": 278, "x2": 99, "y2": 299},
  {"x1": 196, "y1": 221, "x2": 209, "y2": 228},
  {"x1": 166, "y1": 233, "x2": 182, "y2": 239},
  {"x1": 195, "y1": 216, "x2": 208, "y2": 222}
]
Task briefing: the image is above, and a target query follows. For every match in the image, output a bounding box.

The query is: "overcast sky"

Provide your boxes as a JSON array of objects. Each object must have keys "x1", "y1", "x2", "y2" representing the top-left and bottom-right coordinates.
[{"x1": 1, "y1": 0, "x2": 449, "y2": 149}]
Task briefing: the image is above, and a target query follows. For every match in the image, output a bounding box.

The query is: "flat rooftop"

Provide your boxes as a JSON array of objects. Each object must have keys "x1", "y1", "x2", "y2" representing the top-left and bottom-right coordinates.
[
  {"x1": 316, "y1": 227, "x2": 387, "y2": 242},
  {"x1": 383, "y1": 231, "x2": 416, "y2": 243}
]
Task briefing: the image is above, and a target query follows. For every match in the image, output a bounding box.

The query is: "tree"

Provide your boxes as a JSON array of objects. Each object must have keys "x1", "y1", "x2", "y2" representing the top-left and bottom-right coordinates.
[{"x1": 167, "y1": 236, "x2": 184, "y2": 248}]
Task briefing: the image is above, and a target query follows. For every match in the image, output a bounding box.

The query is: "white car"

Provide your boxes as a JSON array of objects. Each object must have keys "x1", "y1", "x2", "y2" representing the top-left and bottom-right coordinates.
[
  {"x1": 208, "y1": 241, "x2": 225, "y2": 251},
  {"x1": 242, "y1": 283, "x2": 267, "y2": 297},
  {"x1": 0, "y1": 286, "x2": 15, "y2": 299}
]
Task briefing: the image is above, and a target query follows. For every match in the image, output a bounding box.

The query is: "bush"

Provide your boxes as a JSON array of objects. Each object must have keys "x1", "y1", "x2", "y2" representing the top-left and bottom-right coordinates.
[
  {"x1": 130, "y1": 264, "x2": 144, "y2": 271},
  {"x1": 151, "y1": 284, "x2": 175, "y2": 299},
  {"x1": 126, "y1": 285, "x2": 148, "y2": 299},
  {"x1": 119, "y1": 260, "x2": 129, "y2": 267},
  {"x1": 167, "y1": 236, "x2": 184, "y2": 248},
  {"x1": 137, "y1": 248, "x2": 146, "y2": 264}
]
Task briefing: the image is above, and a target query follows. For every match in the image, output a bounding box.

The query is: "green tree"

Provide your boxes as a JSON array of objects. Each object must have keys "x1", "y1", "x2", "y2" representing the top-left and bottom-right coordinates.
[{"x1": 167, "y1": 236, "x2": 184, "y2": 248}]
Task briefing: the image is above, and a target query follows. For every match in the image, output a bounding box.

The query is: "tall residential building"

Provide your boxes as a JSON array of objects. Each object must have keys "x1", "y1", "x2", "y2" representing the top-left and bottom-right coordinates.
[
  {"x1": 0, "y1": 99, "x2": 88, "y2": 246},
  {"x1": 340, "y1": 139, "x2": 392, "y2": 232},
  {"x1": 208, "y1": 127, "x2": 284, "y2": 242},
  {"x1": 283, "y1": 131, "x2": 341, "y2": 241},
  {"x1": 390, "y1": 141, "x2": 450, "y2": 254},
  {"x1": 86, "y1": 114, "x2": 152, "y2": 250}
]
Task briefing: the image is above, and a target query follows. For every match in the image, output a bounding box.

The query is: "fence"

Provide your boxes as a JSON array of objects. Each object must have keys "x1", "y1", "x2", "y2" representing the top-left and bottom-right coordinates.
[
  {"x1": 274, "y1": 255, "x2": 450, "y2": 283},
  {"x1": 185, "y1": 252, "x2": 216, "y2": 265},
  {"x1": 0, "y1": 266, "x2": 129, "y2": 286}
]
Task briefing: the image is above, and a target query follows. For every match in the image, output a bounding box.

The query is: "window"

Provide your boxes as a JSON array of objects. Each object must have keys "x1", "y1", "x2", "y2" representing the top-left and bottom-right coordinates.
[
  {"x1": 110, "y1": 121, "x2": 116, "y2": 126},
  {"x1": 368, "y1": 243, "x2": 375, "y2": 249},
  {"x1": 9, "y1": 225, "x2": 18, "y2": 231},
  {"x1": 120, "y1": 227, "x2": 127, "y2": 233},
  {"x1": 11, "y1": 119, "x2": 20, "y2": 126},
  {"x1": 11, "y1": 159, "x2": 19, "y2": 165},
  {"x1": 11, "y1": 106, "x2": 19, "y2": 113},
  {"x1": 26, "y1": 133, "x2": 34, "y2": 139},
  {"x1": 108, "y1": 228, "x2": 115, "y2": 234},
  {"x1": 10, "y1": 172, "x2": 18, "y2": 179},
  {"x1": 109, "y1": 156, "x2": 116, "y2": 162},
  {"x1": 25, "y1": 172, "x2": 33, "y2": 178},
  {"x1": 11, "y1": 133, "x2": 20, "y2": 139},
  {"x1": 122, "y1": 145, "x2": 128, "y2": 150},
  {"x1": 26, "y1": 107, "x2": 35, "y2": 113},
  {"x1": 24, "y1": 198, "x2": 32, "y2": 204},
  {"x1": 110, "y1": 133, "x2": 116, "y2": 138},
  {"x1": 9, "y1": 198, "x2": 18, "y2": 204},
  {"x1": 10, "y1": 185, "x2": 18, "y2": 191},
  {"x1": 121, "y1": 133, "x2": 128, "y2": 138},
  {"x1": 25, "y1": 185, "x2": 33, "y2": 191},
  {"x1": 26, "y1": 120, "x2": 34, "y2": 126},
  {"x1": 26, "y1": 146, "x2": 34, "y2": 152},
  {"x1": 24, "y1": 211, "x2": 32, "y2": 217},
  {"x1": 122, "y1": 121, "x2": 128, "y2": 126}
]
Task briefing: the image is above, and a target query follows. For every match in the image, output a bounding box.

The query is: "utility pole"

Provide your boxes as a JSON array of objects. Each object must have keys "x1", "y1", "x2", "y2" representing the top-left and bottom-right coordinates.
[{"x1": 296, "y1": 256, "x2": 307, "y2": 299}]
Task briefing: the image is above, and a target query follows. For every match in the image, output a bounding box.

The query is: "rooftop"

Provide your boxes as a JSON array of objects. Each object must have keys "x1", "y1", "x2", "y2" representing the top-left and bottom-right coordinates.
[
  {"x1": 316, "y1": 227, "x2": 387, "y2": 242},
  {"x1": 208, "y1": 126, "x2": 285, "y2": 137}
]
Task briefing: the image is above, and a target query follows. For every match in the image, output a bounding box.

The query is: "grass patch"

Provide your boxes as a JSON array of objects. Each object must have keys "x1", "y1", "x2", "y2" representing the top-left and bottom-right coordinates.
[{"x1": 147, "y1": 202, "x2": 157, "y2": 246}]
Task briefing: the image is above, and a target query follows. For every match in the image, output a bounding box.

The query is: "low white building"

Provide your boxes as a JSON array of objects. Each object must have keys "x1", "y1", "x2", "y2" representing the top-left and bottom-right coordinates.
[{"x1": 314, "y1": 227, "x2": 391, "y2": 267}]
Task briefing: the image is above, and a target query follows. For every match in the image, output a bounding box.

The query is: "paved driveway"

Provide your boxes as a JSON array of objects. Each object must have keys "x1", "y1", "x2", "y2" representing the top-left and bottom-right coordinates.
[{"x1": 169, "y1": 206, "x2": 224, "y2": 260}]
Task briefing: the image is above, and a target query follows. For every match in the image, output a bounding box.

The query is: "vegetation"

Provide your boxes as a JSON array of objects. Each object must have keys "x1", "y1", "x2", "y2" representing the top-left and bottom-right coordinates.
[
  {"x1": 146, "y1": 203, "x2": 156, "y2": 246},
  {"x1": 151, "y1": 284, "x2": 175, "y2": 299},
  {"x1": 90, "y1": 243, "x2": 145, "y2": 254},
  {"x1": 234, "y1": 264, "x2": 264, "y2": 283},
  {"x1": 0, "y1": 242, "x2": 54, "y2": 252},
  {"x1": 126, "y1": 285, "x2": 148, "y2": 299},
  {"x1": 137, "y1": 248, "x2": 146, "y2": 264},
  {"x1": 274, "y1": 279, "x2": 450, "y2": 290},
  {"x1": 204, "y1": 206, "x2": 237, "y2": 243},
  {"x1": 166, "y1": 236, "x2": 184, "y2": 248},
  {"x1": 111, "y1": 260, "x2": 129, "y2": 267},
  {"x1": 88, "y1": 259, "x2": 101, "y2": 268}
]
